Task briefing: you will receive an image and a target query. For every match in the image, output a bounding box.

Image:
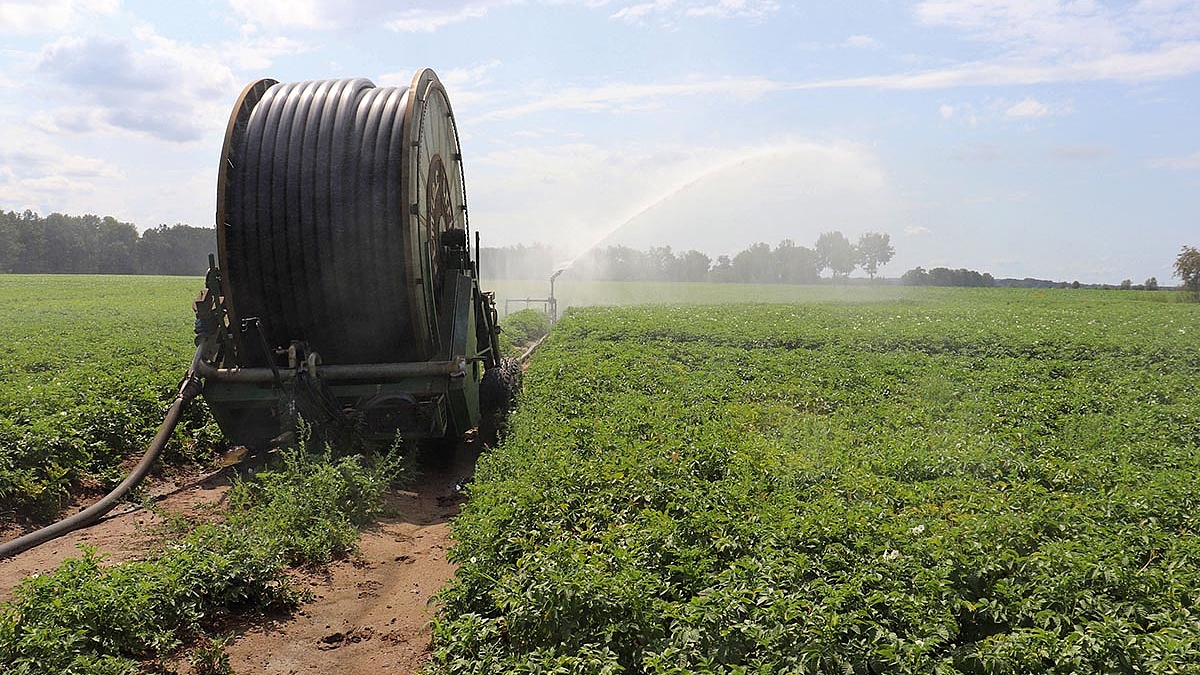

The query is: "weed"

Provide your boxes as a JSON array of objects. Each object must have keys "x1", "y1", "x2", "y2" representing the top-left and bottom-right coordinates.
[{"x1": 188, "y1": 635, "x2": 234, "y2": 675}]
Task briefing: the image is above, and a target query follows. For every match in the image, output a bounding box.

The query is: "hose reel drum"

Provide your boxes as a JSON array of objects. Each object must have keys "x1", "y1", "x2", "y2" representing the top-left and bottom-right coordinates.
[{"x1": 199, "y1": 69, "x2": 505, "y2": 447}]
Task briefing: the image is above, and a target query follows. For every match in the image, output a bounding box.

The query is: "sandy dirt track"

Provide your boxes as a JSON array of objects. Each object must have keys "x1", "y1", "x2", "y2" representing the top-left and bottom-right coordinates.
[{"x1": 0, "y1": 442, "x2": 481, "y2": 675}]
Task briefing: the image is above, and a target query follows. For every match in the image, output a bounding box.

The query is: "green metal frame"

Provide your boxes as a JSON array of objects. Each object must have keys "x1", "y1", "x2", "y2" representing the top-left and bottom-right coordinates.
[{"x1": 197, "y1": 236, "x2": 502, "y2": 449}]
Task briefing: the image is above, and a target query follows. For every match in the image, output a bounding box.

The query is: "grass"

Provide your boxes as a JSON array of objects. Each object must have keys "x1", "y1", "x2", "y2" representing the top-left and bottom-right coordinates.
[{"x1": 432, "y1": 289, "x2": 1200, "y2": 674}]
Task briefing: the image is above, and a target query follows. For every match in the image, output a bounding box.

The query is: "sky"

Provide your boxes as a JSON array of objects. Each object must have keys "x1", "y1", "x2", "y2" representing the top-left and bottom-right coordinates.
[{"x1": 0, "y1": 0, "x2": 1197, "y2": 283}]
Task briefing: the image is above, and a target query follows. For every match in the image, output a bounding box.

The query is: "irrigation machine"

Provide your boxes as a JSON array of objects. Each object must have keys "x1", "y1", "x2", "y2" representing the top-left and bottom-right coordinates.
[{"x1": 0, "y1": 69, "x2": 521, "y2": 559}]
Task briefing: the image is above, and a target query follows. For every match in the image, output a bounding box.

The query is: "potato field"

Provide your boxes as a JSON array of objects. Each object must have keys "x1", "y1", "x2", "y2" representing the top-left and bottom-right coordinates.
[
  {"x1": 434, "y1": 291, "x2": 1200, "y2": 673},
  {"x1": 1, "y1": 277, "x2": 1199, "y2": 674},
  {"x1": 0, "y1": 275, "x2": 220, "y2": 522}
]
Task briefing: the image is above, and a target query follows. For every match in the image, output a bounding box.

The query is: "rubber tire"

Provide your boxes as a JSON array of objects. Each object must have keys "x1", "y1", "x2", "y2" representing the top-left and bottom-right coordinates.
[{"x1": 478, "y1": 357, "x2": 522, "y2": 447}]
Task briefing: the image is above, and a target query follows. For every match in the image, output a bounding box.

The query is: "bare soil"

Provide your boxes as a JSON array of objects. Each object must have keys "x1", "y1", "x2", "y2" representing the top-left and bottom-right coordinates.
[
  {"x1": 220, "y1": 443, "x2": 476, "y2": 675},
  {"x1": 0, "y1": 440, "x2": 482, "y2": 675}
]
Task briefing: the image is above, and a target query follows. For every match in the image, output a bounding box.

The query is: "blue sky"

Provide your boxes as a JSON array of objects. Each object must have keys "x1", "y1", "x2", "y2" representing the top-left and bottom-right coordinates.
[{"x1": 0, "y1": 0, "x2": 1197, "y2": 282}]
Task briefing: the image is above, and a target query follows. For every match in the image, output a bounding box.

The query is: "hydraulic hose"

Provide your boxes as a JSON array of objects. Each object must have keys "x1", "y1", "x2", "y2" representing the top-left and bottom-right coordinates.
[{"x1": 0, "y1": 353, "x2": 204, "y2": 560}]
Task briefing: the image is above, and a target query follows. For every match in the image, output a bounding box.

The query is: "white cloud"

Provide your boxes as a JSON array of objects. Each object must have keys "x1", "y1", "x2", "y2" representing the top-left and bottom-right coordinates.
[
  {"x1": 938, "y1": 103, "x2": 956, "y2": 119},
  {"x1": 223, "y1": 27, "x2": 308, "y2": 71},
  {"x1": 1005, "y1": 96, "x2": 1048, "y2": 117},
  {"x1": 0, "y1": 143, "x2": 124, "y2": 207},
  {"x1": 226, "y1": 0, "x2": 776, "y2": 33},
  {"x1": 0, "y1": 0, "x2": 119, "y2": 35},
  {"x1": 1005, "y1": 96, "x2": 1074, "y2": 118},
  {"x1": 1149, "y1": 150, "x2": 1200, "y2": 170},
  {"x1": 225, "y1": 0, "x2": 503, "y2": 31},
  {"x1": 804, "y1": 43, "x2": 1200, "y2": 88},
  {"x1": 915, "y1": 0, "x2": 1130, "y2": 59},
  {"x1": 1049, "y1": 145, "x2": 1110, "y2": 161},
  {"x1": 683, "y1": 0, "x2": 779, "y2": 20},
  {"x1": 1128, "y1": 0, "x2": 1200, "y2": 42},
  {"x1": 948, "y1": 144, "x2": 1004, "y2": 162},
  {"x1": 905, "y1": 225, "x2": 933, "y2": 236},
  {"x1": 476, "y1": 76, "x2": 786, "y2": 121},
  {"x1": 845, "y1": 34, "x2": 882, "y2": 50},
  {"x1": 0, "y1": 146, "x2": 123, "y2": 180},
  {"x1": 384, "y1": 2, "x2": 505, "y2": 32},
  {"x1": 475, "y1": 42, "x2": 1200, "y2": 123},
  {"x1": 609, "y1": 0, "x2": 779, "y2": 23},
  {"x1": 908, "y1": 0, "x2": 1200, "y2": 89},
  {"x1": 33, "y1": 27, "x2": 240, "y2": 142}
]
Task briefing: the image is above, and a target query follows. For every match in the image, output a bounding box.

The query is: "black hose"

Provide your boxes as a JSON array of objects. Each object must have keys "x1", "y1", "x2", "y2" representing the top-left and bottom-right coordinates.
[
  {"x1": 0, "y1": 364, "x2": 203, "y2": 561},
  {"x1": 224, "y1": 78, "x2": 419, "y2": 365}
]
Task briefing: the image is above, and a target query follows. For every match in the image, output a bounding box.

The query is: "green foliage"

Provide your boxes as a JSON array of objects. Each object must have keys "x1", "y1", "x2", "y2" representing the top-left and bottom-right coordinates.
[
  {"x1": 227, "y1": 446, "x2": 390, "y2": 566},
  {"x1": 498, "y1": 309, "x2": 552, "y2": 356},
  {"x1": 0, "y1": 275, "x2": 221, "y2": 521},
  {"x1": 815, "y1": 231, "x2": 857, "y2": 278},
  {"x1": 431, "y1": 290, "x2": 1200, "y2": 674},
  {"x1": 1175, "y1": 245, "x2": 1200, "y2": 298},
  {"x1": 0, "y1": 446, "x2": 394, "y2": 674},
  {"x1": 188, "y1": 635, "x2": 234, "y2": 675},
  {"x1": 856, "y1": 232, "x2": 895, "y2": 279},
  {"x1": 0, "y1": 210, "x2": 214, "y2": 275}
]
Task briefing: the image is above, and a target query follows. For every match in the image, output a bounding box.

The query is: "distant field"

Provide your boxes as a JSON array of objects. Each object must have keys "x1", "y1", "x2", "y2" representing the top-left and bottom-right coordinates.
[
  {"x1": 435, "y1": 290, "x2": 1200, "y2": 673},
  {"x1": 488, "y1": 278, "x2": 1183, "y2": 318},
  {"x1": 490, "y1": 279, "x2": 916, "y2": 315}
]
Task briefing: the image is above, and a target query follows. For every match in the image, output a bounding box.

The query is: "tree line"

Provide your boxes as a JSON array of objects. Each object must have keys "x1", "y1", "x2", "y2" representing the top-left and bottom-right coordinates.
[
  {"x1": 900, "y1": 266, "x2": 1179, "y2": 291},
  {"x1": 483, "y1": 231, "x2": 895, "y2": 283},
  {"x1": 0, "y1": 210, "x2": 215, "y2": 275},
  {"x1": 9, "y1": 208, "x2": 1188, "y2": 298}
]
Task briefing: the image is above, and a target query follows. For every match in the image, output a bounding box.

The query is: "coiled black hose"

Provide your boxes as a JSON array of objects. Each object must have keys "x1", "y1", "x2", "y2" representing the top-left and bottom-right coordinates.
[
  {"x1": 222, "y1": 78, "x2": 421, "y2": 365},
  {"x1": 0, "y1": 354, "x2": 203, "y2": 560}
]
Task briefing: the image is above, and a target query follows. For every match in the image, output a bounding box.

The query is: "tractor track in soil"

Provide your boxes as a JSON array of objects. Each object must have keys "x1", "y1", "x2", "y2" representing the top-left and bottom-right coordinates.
[{"x1": 0, "y1": 438, "x2": 483, "y2": 675}]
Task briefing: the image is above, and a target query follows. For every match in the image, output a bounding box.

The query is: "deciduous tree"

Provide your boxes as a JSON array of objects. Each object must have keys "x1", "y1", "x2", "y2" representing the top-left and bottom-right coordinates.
[
  {"x1": 815, "y1": 231, "x2": 856, "y2": 278},
  {"x1": 1175, "y1": 245, "x2": 1200, "y2": 298},
  {"x1": 856, "y1": 232, "x2": 895, "y2": 279}
]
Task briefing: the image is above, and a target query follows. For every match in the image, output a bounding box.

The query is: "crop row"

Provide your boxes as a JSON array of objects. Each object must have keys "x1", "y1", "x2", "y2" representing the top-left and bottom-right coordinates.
[
  {"x1": 0, "y1": 275, "x2": 220, "y2": 521},
  {"x1": 433, "y1": 290, "x2": 1200, "y2": 674},
  {"x1": 1, "y1": 445, "x2": 395, "y2": 674}
]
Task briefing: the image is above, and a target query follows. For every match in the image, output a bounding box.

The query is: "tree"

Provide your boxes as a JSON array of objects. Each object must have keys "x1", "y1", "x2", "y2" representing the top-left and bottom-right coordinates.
[
  {"x1": 645, "y1": 246, "x2": 677, "y2": 281},
  {"x1": 676, "y1": 250, "x2": 711, "y2": 282},
  {"x1": 710, "y1": 255, "x2": 734, "y2": 283},
  {"x1": 1175, "y1": 246, "x2": 1200, "y2": 299},
  {"x1": 773, "y1": 240, "x2": 819, "y2": 284},
  {"x1": 855, "y1": 232, "x2": 895, "y2": 279},
  {"x1": 815, "y1": 231, "x2": 856, "y2": 279},
  {"x1": 1145, "y1": 277, "x2": 1158, "y2": 291},
  {"x1": 901, "y1": 267, "x2": 928, "y2": 286},
  {"x1": 732, "y1": 242, "x2": 776, "y2": 283},
  {"x1": 1119, "y1": 278, "x2": 1132, "y2": 290}
]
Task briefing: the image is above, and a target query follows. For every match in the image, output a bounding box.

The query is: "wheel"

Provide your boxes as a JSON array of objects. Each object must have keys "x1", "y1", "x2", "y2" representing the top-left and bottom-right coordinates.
[{"x1": 478, "y1": 357, "x2": 522, "y2": 446}]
